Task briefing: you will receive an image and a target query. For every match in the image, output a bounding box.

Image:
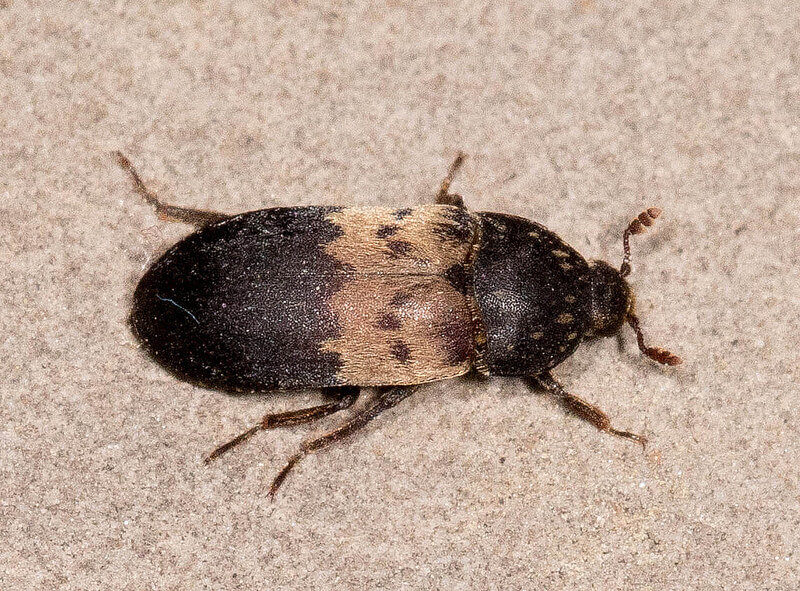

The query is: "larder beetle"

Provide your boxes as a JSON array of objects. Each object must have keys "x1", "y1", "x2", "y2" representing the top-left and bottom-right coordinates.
[{"x1": 117, "y1": 152, "x2": 680, "y2": 498}]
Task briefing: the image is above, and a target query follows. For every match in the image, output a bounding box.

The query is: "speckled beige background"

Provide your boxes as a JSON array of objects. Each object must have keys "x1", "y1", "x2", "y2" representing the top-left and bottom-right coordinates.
[{"x1": 2, "y1": 1, "x2": 799, "y2": 589}]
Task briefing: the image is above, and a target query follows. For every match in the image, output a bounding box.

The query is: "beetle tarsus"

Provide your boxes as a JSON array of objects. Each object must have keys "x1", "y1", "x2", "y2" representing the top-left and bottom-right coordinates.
[
  {"x1": 114, "y1": 151, "x2": 229, "y2": 227},
  {"x1": 530, "y1": 372, "x2": 647, "y2": 447},
  {"x1": 205, "y1": 425, "x2": 261, "y2": 464},
  {"x1": 608, "y1": 428, "x2": 648, "y2": 449},
  {"x1": 269, "y1": 453, "x2": 302, "y2": 500}
]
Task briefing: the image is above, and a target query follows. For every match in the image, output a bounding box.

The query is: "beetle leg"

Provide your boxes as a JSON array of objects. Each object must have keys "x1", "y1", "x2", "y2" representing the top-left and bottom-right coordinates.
[
  {"x1": 528, "y1": 372, "x2": 647, "y2": 448},
  {"x1": 114, "y1": 151, "x2": 229, "y2": 228},
  {"x1": 204, "y1": 387, "x2": 360, "y2": 464},
  {"x1": 435, "y1": 152, "x2": 467, "y2": 208},
  {"x1": 268, "y1": 386, "x2": 416, "y2": 499}
]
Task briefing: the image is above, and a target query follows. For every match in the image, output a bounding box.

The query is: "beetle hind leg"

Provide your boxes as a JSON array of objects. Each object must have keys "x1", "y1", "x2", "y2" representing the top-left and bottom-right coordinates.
[
  {"x1": 528, "y1": 372, "x2": 647, "y2": 447},
  {"x1": 114, "y1": 151, "x2": 229, "y2": 228},
  {"x1": 269, "y1": 386, "x2": 416, "y2": 499},
  {"x1": 435, "y1": 152, "x2": 467, "y2": 208},
  {"x1": 204, "y1": 386, "x2": 360, "y2": 464}
]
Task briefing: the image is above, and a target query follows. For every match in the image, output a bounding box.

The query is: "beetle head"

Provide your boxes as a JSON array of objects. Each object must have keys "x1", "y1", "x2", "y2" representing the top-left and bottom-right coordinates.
[
  {"x1": 588, "y1": 208, "x2": 681, "y2": 366},
  {"x1": 587, "y1": 260, "x2": 632, "y2": 337}
]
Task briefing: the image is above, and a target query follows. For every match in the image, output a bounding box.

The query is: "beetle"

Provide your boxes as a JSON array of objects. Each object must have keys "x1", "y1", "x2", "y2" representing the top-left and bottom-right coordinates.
[{"x1": 116, "y1": 151, "x2": 680, "y2": 498}]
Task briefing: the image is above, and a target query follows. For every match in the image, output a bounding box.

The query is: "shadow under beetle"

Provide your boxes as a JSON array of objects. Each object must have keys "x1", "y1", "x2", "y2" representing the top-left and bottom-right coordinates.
[{"x1": 117, "y1": 152, "x2": 681, "y2": 499}]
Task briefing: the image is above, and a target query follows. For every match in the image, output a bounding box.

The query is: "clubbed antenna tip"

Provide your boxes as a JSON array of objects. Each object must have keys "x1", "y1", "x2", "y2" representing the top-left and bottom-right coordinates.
[{"x1": 620, "y1": 207, "x2": 662, "y2": 277}]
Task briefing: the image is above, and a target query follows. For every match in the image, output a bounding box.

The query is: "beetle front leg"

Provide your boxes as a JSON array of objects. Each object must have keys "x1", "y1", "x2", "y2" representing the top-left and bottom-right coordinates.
[
  {"x1": 269, "y1": 386, "x2": 416, "y2": 499},
  {"x1": 528, "y1": 372, "x2": 647, "y2": 447},
  {"x1": 435, "y1": 152, "x2": 467, "y2": 208},
  {"x1": 114, "y1": 151, "x2": 229, "y2": 228},
  {"x1": 204, "y1": 386, "x2": 360, "y2": 463}
]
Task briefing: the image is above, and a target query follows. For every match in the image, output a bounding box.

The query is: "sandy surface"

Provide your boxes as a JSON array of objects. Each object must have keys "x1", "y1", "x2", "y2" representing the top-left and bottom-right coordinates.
[{"x1": 2, "y1": 1, "x2": 799, "y2": 589}]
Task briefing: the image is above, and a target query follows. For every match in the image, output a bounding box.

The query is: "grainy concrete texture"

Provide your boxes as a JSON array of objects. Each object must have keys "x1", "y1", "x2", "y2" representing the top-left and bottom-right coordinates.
[{"x1": 2, "y1": 1, "x2": 799, "y2": 589}]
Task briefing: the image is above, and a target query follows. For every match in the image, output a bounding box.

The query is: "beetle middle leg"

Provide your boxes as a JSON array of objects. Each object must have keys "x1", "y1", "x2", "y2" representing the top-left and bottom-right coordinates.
[
  {"x1": 435, "y1": 152, "x2": 467, "y2": 208},
  {"x1": 268, "y1": 386, "x2": 416, "y2": 498},
  {"x1": 114, "y1": 151, "x2": 229, "y2": 228},
  {"x1": 204, "y1": 386, "x2": 360, "y2": 463},
  {"x1": 528, "y1": 372, "x2": 647, "y2": 447}
]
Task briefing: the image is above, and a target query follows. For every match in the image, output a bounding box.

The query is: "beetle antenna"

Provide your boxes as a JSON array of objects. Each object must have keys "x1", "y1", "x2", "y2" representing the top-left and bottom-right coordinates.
[
  {"x1": 626, "y1": 312, "x2": 682, "y2": 365},
  {"x1": 620, "y1": 207, "x2": 662, "y2": 277}
]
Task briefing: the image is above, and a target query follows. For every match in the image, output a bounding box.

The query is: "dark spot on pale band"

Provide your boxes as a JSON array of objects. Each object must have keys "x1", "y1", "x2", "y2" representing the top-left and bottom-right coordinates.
[
  {"x1": 376, "y1": 224, "x2": 399, "y2": 238},
  {"x1": 386, "y1": 239, "x2": 413, "y2": 257},
  {"x1": 390, "y1": 341, "x2": 412, "y2": 364},
  {"x1": 433, "y1": 221, "x2": 472, "y2": 244},
  {"x1": 377, "y1": 312, "x2": 402, "y2": 330}
]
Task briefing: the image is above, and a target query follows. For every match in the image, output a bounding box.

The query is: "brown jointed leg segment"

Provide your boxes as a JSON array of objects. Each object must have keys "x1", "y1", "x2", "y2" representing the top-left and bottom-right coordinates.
[
  {"x1": 114, "y1": 151, "x2": 229, "y2": 228},
  {"x1": 627, "y1": 314, "x2": 683, "y2": 366},
  {"x1": 204, "y1": 387, "x2": 360, "y2": 464},
  {"x1": 530, "y1": 372, "x2": 647, "y2": 447},
  {"x1": 435, "y1": 152, "x2": 467, "y2": 208},
  {"x1": 268, "y1": 386, "x2": 416, "y2": 499}
]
